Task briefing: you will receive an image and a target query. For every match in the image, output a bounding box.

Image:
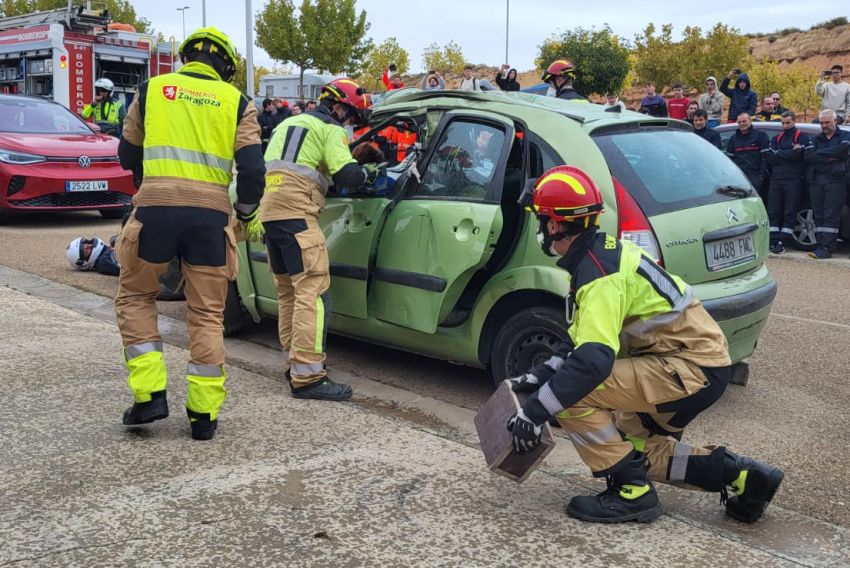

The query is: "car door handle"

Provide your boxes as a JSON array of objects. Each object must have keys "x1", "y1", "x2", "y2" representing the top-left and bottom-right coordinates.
[{"x1": 452, "y1": 218, "x2": 479, "y2": 241}]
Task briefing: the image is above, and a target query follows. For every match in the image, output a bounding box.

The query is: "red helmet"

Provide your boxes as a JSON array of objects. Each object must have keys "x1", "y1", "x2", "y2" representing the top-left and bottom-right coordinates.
[
  {"x1": 532, "y1": 166, "x2": 604, "y2": 226},
  {"x1": 320, "y1": 78, "x2": 370, "y2": 112},
  {"x1": 541, "y1": 59, "x2": 576, "y2": 83}
]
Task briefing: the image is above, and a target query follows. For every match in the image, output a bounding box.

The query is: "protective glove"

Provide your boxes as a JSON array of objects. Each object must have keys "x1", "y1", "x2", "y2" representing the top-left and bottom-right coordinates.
[
  {"x1": 509, "y1": 373, "x2": 541, "y2": 393},
  {"x1": 363, "y1": 162, "x2": 383, "y2": 185},
  {"x1": 234, "y1": 202, "x2": 259, "y2": 222},
  {"x1": 507, "y1": 408, "x2": 543, "y2": 454},
  {"x1": 245, "y1": 216, "x2": 265, "y2": 243}
]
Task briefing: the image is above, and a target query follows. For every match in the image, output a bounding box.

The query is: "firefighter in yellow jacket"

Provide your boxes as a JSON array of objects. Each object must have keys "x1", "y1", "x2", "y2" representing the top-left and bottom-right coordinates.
[
  {"x1": 507, "y1": 166, "x2": 784, "y2": 524},
  {"x1": 115, "y1": 27, "x2": 265, "y2": 440},
  {"x1": 259, "y1": 79, "x2": 378, "y2": 401}
]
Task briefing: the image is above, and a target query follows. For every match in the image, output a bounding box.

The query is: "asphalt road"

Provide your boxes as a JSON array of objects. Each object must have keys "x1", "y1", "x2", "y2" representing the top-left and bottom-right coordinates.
[{"x1": 2, "y1": 210, "x2": 849, "y2": 530}]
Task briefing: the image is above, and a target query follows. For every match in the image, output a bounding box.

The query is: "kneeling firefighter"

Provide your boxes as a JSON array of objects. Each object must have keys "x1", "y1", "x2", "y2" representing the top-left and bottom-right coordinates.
[
  {"x1": 507, "y1": 166, "x2": 784, "y2": 523},
  {"x1": 115, "y1": 27, "x2": 265, "y2": 440},
  {"x1": 257, "y1": 78, "x2": 380, "y2": 401}
]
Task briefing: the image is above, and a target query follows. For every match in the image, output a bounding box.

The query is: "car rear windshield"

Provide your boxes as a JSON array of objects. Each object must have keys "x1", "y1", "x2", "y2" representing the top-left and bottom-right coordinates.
[
  {"x1": 593, "y1": 128, "x2": 752, "y2": 216},
  {"x1": 0, "y1": 98, "x2": 92, "y2": 134}
]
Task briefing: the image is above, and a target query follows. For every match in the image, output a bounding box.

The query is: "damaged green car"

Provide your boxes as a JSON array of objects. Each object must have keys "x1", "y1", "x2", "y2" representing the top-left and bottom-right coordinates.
[{"x1": 227, "y1": 89, "x2": 776, "y2": 385}]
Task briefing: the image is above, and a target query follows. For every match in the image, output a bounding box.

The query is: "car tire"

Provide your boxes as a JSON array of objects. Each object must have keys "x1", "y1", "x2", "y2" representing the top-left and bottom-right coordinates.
[
  {"x1": 488, "y1": 306, "x2": 568, "y2": 385},
  {"x1": 223, "y1": 281, "x2": 252, "y2": 337},
  {"x1": 99, "y1": 208, "x2": 125, "y2": 220},
  {"x1": 792, "y1": 208, "x2": 818, "y2": 251}
]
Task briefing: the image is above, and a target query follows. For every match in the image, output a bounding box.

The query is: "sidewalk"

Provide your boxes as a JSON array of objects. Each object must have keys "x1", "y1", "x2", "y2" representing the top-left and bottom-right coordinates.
[{"x1": 0, "y1": 278, "x2": 848, "y2": 566}]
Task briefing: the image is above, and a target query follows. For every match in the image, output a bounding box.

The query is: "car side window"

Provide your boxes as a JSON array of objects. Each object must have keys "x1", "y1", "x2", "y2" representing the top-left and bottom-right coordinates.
[
  {"x1": 528, "y1": 140, "x2": 562, "y2": 178},
  {"x1": 412, "y1": 121, "x2": 505, "y2": 202}
]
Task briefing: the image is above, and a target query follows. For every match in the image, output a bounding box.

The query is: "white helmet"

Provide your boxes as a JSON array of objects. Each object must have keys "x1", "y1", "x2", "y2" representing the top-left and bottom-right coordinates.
[
  {"x1": 94, "y1": 78, "x2": 114, "y2": 93},
  {"x1": 66, "y1": 237, "x2": 106, "y2": 271}
]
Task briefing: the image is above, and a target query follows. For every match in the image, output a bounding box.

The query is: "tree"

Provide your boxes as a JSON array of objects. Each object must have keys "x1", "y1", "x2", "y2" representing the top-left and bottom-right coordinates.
[
  {"x1": 358, "y1": 37, "x2": 409, "y2": 91},
  {"x1": 421, "y1": 40, "x2": 465, "y2": 76},
  {"x1": 746, "y1": 60, "x2": 820, "y2": 120},
  {"x1": 0, "y1": 0, "x2": 151, "y2": 33},
  {"x1": 232, "y1": 54, "x2": 272, "y2": 97},
  {"x1": 536, "y1": 25, "x2": 629, "y2": 96},
  {"x1": 255, "y1": 0, "x2": 370, "y2": 99},
  {"x1": 631, "y1": 23, "x2": 679, "y2": 90}
]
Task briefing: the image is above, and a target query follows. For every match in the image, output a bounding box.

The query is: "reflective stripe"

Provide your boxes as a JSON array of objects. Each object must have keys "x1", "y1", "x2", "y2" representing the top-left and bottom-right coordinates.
[
  {"x1": 146, "y1": 146, "x2": 233, "y2": 174},
  {"x1": 816, "y1": 227, "x2": 840, "y2": 234},
  {"x1": 637, "y1": 257, "x2": 683, "y2": 307},
  {"x1": 537, "y1": 382, "x2": 564, "y2": 416},
  {"x1": 768, "y1": 226, "x2": 780, "y2": 232},
  {"x1": 125, "y1": 341, "x2": 163, "y2": 360},
  {"x1": 780, "y1": 227, "x2": 794, "y2": 235},
  {"x1": 622, "y1": 286, "x2": 694, "y2": 337},
  {"x1": 265, "y1": 159, "x2": 331, "y2": 191},
  {"x1": 282, "y1": 126, "x2": 307, "y2": 163},
  {"x1": 668, "y1": 442, "x2": 692, "y2": 482},
  {"x1": 544, "y1": 355, "x2": 566, "y2": 371},
  {"x1": 315, "y1": 295, "x2": 326, "y2": 353},
  {"x1": 568, "y1": 423, "x2": 621, "y2": 447},
  {"x1": 187, "y1": 363, "x2": 224, "y2": 377},
  {"x1": 291, "y1": 362, "x2": 324, "y2": 376}
]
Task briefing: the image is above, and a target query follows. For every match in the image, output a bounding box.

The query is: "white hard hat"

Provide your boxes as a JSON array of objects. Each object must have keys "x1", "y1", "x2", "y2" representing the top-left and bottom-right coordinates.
[
  {"x1": 66, "y1": 237, "x2": 105, "y2": 271},
  {"x1": 94, "y1": 78, "x2": 114, "y2": 92}
]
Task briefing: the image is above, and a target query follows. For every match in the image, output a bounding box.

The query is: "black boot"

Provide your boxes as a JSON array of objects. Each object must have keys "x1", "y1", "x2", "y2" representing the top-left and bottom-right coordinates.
[
  {"x1": 123, "y1": 390, "x2": 169, "y2": 425},
  {"x1": 723, "y1": 451, "x2": 784, "y2": 523},
  {"x1": 187, "y1": 408, "x2": 217, "y2": 441},
  {"x1": 566, "y1": 452, "x2": 663, "y2": 524},
  {"x1": 291, "y1": 376, "x2": 352, "y2": 401}
]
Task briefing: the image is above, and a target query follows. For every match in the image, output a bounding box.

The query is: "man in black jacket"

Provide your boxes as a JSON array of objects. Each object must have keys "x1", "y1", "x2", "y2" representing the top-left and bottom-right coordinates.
[
  {"x1": 765, "y1": 111, "x2": 810, "y2": 253},
  {"x1": 258, "y1": 98, "x2": 281, "y2": 150},
  {"x1": 726, "y1": 113, "x2": 770, "y2": 197},
  {"x1": 692, "y1": 110, "x2": 722, "y2": 149}
]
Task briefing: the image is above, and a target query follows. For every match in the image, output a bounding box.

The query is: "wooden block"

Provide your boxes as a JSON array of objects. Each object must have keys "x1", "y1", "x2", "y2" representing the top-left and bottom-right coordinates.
[{"x1": 474, "y1": 380, "x2": 555, "y2": 483}]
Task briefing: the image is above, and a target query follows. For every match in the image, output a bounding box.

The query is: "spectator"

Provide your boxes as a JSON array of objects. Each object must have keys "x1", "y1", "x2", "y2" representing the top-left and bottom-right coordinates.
[
  {"x1": 459, "y1": 65, "x2": 480, "y2": 91},
  {"x1": 258, "y1": 98, "x2": 279, "y2": 146},
  {"x1": 495, "y1": 66, "x2": 520, "y2": 91},
  {"x1": 603, "y1": 92, "x2": 626, "y2": 112},
  {"x1": 667, "y1": 83, "x2": 690, "y2": 120},
  {"x1": 754, "y1": 97, "x2": 782, "y2": 122},
  {"x1": 803, "y1": 109, "x2": 850, "y2": 259},
  {"x1": 382, "y1": 64, "x2": 405, "y2": 91},
  {"x1": 305, "y1": 100, "x2": 317, "y2": 111},
  {"x1": 764, "y1": 111, "x2": 810, "y2": 254},
  {"x1": 686, "y1": 100, "x2": 699, "y2": 125},
  {"x1": 290, "y1": 102, "x2": 302, "y2": 116},
  {"x1": 726, "y1": 112, "x2": 770, "y2": 195},
  {"x1": 699, "y1": 76, "x2": 726, "y2": 128},
  {"x1": 720, "y1": 69, "x2": 758, "y2": 123},
  {"x1": 692, "y1": 109, "x2": 722, "y2": 149},
  {"x1": 420, "y1": 71, "x2": 446, "y2": 91},
  {"x1": 639, "y1": 82, "x2": 667, "y2": 117},
  {"x1": 771, "y1": 92, "x2": 789, "y2": 115},
  {"x1": 815, "y1": 65, "x2": 850, "y2": 124}
]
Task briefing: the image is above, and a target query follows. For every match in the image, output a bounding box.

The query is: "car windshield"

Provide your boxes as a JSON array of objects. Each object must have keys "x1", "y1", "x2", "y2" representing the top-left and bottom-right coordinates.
[
  {"x1": 593, "y1": 128, "x2": 752, "y2": 216},
  {"x1": 0, "y1": 98, "x2": 92, "y2": 134}
]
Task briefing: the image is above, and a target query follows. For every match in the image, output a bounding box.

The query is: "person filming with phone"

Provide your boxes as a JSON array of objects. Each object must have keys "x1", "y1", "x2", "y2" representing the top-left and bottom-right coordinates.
[
  {"x1": 816, "y1": 65, "x2": 850, "y2": 124},
  {"x1": 720, "y1": 69, "x2": 757, "y2": 123}
]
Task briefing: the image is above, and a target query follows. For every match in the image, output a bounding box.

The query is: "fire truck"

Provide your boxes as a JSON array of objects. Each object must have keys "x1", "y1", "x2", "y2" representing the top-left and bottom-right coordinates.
[{"x1": 0, "y1": 4, "x2": 176, "y2": 115}]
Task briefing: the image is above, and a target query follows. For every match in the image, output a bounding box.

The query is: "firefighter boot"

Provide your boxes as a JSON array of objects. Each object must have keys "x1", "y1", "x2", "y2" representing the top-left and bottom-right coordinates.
[
  {"x1": 291, "y1": 376, "x2": 353, "y2": 401},
  {"x1": 723, "y1": 450, "x2": 784, "y2": 523},
  {"x1": 187, "y1": 408, "x2": 217, "y2": 441},
  {"x1": 123, "y1": 390, "x2": 169, "y2": 425},
  {"x1": 566, "y1": 452, "x2": 663, "y2": 523}
]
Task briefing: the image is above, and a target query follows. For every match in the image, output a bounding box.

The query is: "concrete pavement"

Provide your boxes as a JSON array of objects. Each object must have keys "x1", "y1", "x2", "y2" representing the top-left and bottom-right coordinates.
[{"x1": 2, "y1": 272, "x2": 850, "y2": 566}]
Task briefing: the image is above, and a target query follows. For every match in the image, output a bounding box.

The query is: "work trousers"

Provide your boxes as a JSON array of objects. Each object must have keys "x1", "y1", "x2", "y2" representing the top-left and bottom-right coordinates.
[
  {"x1": 114, "y1": 206, "x2": 237, "y2": 420},
  {"x1": 263, "y1": 220, "x2": 330, "y2": 388},
  {"x1": 810, "y1": 176, "x2": 846, "y2": 251},
  {"x1": 556, "y1": 354, "x2": 729, "y2": 486},
  {"x1": 767, "y1": 177, "x2": 802, "y2": 245},
  {"x1": 744, "y1": 171, "x2": 765, "y2": 200}
]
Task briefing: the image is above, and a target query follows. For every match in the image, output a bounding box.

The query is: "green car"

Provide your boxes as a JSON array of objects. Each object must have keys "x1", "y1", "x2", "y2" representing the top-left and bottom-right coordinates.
[{"x1": 227, "y1": 90, "x2": 776, "y2": 385}]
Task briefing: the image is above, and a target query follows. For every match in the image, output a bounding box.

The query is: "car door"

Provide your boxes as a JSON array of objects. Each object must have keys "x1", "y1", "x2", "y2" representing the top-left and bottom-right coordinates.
[{"x1": 370, "y1": 111, "x2": 514, "y2": 334}]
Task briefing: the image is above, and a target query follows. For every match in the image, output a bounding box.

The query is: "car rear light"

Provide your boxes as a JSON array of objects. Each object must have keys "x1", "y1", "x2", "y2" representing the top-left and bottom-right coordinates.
[
  {"x1": 612, "y1": 176, "x2": 663, "y2": 265},
  {"x1": 7, "y1": 175, "x2": 25, "y2": 197}
]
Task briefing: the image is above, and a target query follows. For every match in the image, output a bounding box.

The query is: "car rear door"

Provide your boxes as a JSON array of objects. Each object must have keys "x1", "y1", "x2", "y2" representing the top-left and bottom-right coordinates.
[{"x1": 370, "y1": 111, "x2": 514, "y2": 333}]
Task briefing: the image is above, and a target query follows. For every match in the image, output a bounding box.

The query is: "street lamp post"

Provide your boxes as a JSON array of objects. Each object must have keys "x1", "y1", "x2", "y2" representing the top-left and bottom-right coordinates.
[
  {"x1": 245, "y1": 0, "x2": 254, "y2": 98},
  {"x1": 505, "y1": 0, "x2": 509, "y2": 65},
  {"x1": 177, "y1": 6, "x2": 191, "y2": 41},
  {"x1": 202, "y1": 0, "x2": 207, "y2": 26}
]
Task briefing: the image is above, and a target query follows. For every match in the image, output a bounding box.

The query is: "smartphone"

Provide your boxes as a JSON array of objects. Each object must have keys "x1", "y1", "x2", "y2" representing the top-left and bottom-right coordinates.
[{"x1": 732, "y1": 69, "x2": 741, "y2": 75}]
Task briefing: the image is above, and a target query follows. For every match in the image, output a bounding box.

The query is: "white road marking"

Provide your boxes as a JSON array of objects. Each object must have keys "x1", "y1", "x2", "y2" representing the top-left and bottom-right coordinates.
[{"x1": 772, "y1": 312, "x2": 850, "y2": 331}]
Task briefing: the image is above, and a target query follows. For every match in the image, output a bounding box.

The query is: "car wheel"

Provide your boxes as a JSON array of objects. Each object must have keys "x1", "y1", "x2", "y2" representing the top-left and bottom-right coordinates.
[
  {"x1": 489, "y1": 306, "x2": 568, "y2": 385},
  {"x1": 223, "y1": 281, "x2": 252, "y2": 337},
  {"x1": 99, "y1": 208, "x2": 125, "y2": 220},
  {"x1": 792, "y1": 208, "x2": 818, "y2": 251}
]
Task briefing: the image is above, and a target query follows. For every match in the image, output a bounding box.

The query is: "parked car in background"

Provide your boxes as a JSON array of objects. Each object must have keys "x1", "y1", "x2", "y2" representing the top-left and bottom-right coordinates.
[
  {"x1": 715, "y1": 121, "x2": 850, "y2": 251},
  {"x1": 228, "y1": 90, "x2": 777, "y2": 386},
  {"x1": 520, "y1": 83, "x2": 549, "y2": 96},
  {"x1": 0, "y1": 94, "x2": 136, "y2": 221}
]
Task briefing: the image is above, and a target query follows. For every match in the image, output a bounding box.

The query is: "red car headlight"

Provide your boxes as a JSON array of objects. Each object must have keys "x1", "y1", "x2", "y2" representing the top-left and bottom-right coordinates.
[{"x1": 0, "y1": 149, "x2": 47, "y2": 165}]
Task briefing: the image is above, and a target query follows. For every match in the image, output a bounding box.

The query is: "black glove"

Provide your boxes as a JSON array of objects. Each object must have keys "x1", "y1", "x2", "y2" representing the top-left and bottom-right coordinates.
[
  {"x1": 234, "y1": 202, "x2": 259, "y2": 222},
  {"x1": 509, "y1": 373, "x2": 542, "y2": 393},
  {"x1": 507, "y1": 408, "x2": 543, "y2": 454}
]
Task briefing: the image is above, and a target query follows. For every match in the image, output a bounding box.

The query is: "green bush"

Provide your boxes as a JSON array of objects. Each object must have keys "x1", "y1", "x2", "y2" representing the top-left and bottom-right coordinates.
[{"x1": 810, "y1": 17, "x2": 849, "y2": 31}]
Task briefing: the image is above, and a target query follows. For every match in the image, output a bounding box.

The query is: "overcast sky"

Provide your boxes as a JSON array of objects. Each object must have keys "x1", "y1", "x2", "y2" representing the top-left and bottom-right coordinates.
[{"x1": 139, "y1": 0, "x2": 842, "y2": 73}]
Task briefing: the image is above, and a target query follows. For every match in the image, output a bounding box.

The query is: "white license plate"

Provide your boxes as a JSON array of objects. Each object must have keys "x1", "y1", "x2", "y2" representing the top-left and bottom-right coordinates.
[
  {"x1": 705, "y1": 233, "x2": 756, "y2": 272},
  {"x1": 66, "y1": 180, "x2": 108, "y2": 192}
]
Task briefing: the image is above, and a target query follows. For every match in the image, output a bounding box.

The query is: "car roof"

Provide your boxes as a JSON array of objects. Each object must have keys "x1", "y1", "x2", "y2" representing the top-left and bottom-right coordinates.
[{"x1": 0, "y1": 93, "x2": 67, "y2": 108}]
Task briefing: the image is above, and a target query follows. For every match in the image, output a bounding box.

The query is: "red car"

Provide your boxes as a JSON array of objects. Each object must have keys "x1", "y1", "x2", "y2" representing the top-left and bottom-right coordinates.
[{"x1": 0, "y1": 94, "x2": 135, "y2": 221}]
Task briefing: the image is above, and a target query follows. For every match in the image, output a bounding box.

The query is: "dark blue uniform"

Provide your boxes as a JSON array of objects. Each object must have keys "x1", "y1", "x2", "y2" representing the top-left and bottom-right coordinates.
[
  {"x1": 765, "y1": 127, "x2": 810, "y2": 247},
  {"x1": 803, "y1": 129, "x2": 850, "y2": 252}
]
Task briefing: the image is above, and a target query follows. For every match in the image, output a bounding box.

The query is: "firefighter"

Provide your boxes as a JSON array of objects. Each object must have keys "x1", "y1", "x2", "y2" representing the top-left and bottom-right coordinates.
[
  {"x1": 257, "y1": 78, "x2": 378, "y2": 401},
  {"x1": 115, "y1": 27, "x2": 265, "y2": 440},
  {"x1": 541, "y1": 59, "x2": 585, "y2": 101},
  {"x1": 507, "y1": 166, "x2": 784, "y2": 523},
  {"x1": 82, "y1": 78, "x2": 126, "y2": 135}
]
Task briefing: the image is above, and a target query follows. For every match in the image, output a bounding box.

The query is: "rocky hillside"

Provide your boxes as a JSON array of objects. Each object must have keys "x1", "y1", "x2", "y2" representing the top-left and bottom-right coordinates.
[{"x1": 748, "y1": 23, "x2": 850, "y2": 71}]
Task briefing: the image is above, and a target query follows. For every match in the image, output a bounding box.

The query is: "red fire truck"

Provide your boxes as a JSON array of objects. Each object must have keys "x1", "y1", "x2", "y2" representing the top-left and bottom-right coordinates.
[{"x1": 0, "y1": 5, "x2": 175, "y2": 114}]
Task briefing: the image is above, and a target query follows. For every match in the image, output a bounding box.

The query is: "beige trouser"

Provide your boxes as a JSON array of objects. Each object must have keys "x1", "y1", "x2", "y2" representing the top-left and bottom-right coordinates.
[{"x1": 556, "y1": 355, "x2": 715, "y2": 484}]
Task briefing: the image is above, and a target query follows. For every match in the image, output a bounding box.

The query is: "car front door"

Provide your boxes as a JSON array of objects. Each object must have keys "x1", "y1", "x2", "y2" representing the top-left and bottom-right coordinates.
[{"x1": 370, "y1": 111, "x2": 515, "y2": 334}]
